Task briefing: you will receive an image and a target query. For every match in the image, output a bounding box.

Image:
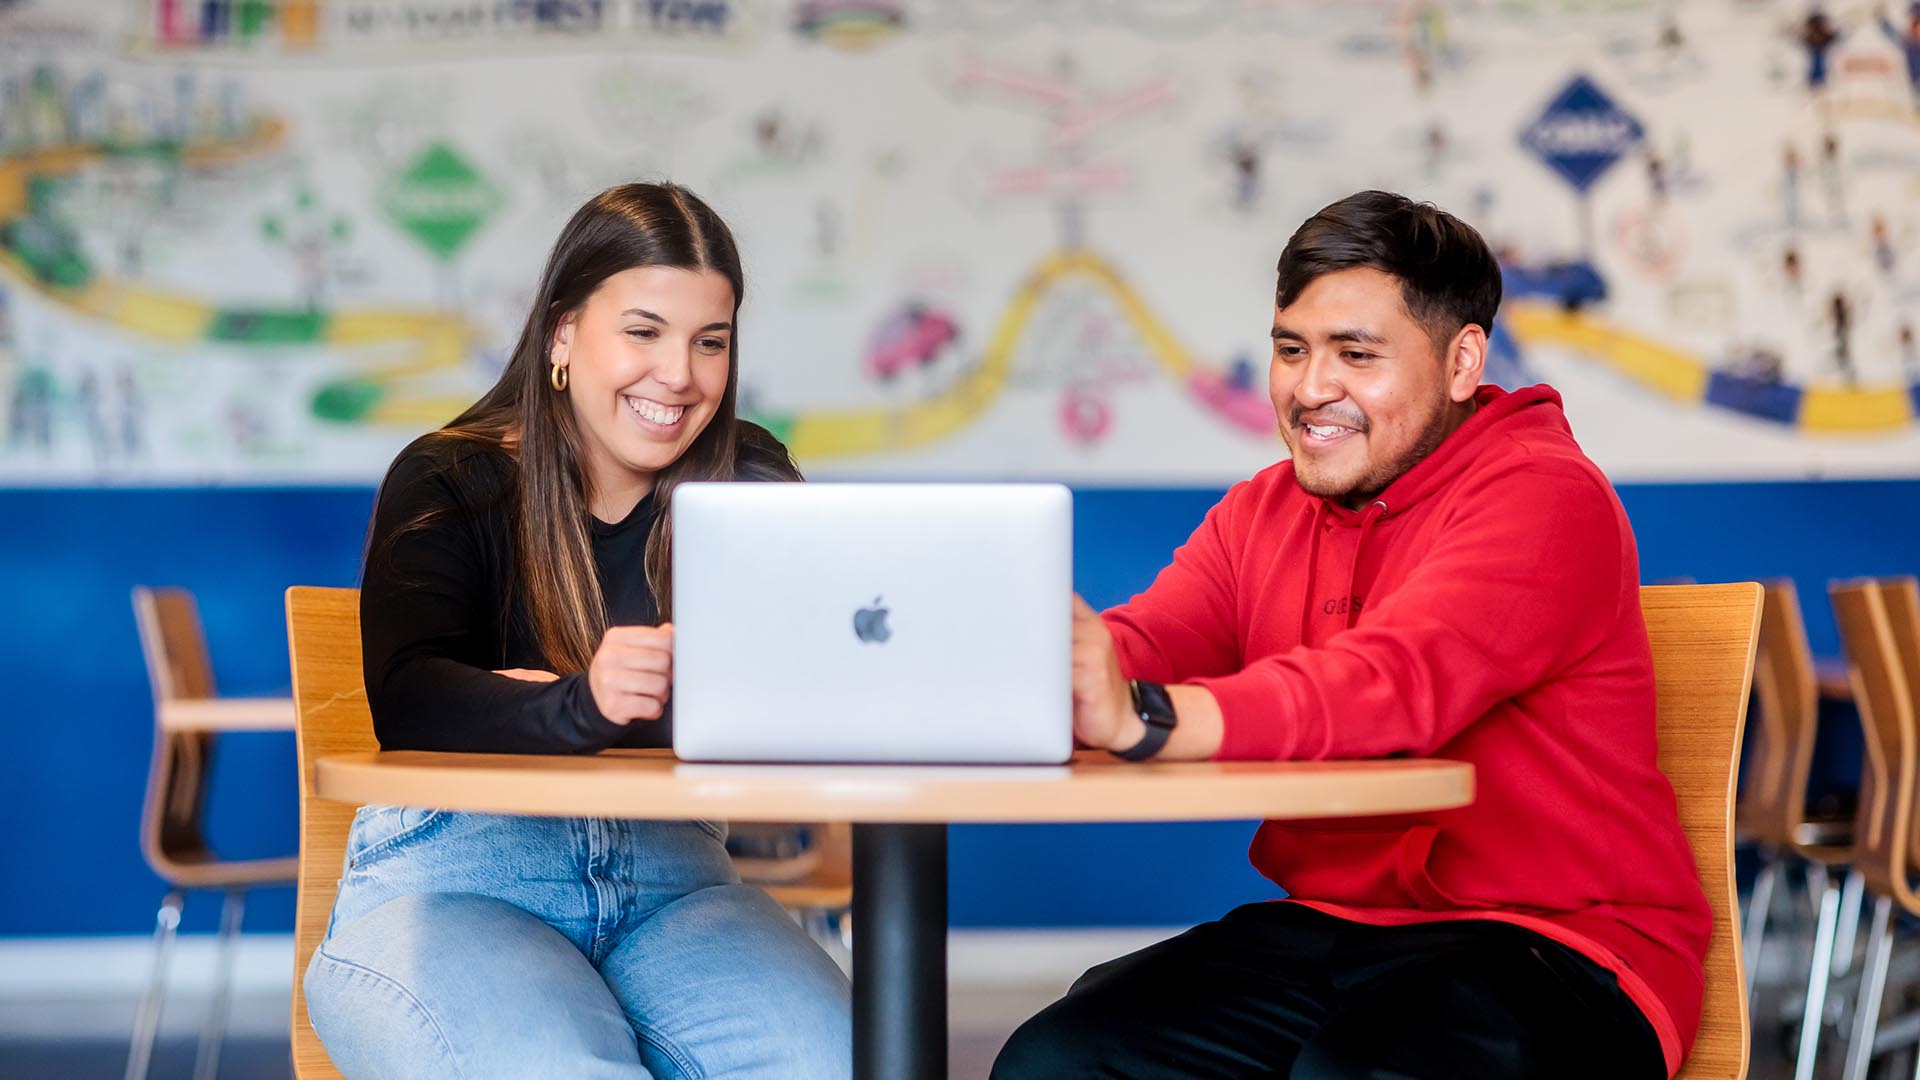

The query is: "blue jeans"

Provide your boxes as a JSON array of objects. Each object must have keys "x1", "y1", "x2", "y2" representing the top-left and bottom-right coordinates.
[{"x1": 305, "y1": 807, "x2": 852, "y2": 1079}]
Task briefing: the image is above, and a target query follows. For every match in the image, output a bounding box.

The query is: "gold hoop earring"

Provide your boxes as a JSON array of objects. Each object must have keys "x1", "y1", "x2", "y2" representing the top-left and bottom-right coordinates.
[{"x1": 549, "y1": 361, "x2": 568, "y2": 392}]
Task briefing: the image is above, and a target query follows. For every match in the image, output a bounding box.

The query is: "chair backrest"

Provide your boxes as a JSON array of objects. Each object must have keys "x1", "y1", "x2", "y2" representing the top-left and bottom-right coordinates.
[
  {"x1": 1739, "y1": 580, "x2": 1821, "y2": 850},
  {"x1": 285, "y1": 586, "x2": 369, "y2": 1080},
  {"x1": 134, "y1": 586, "x2": 217, "y2": 703},
  {"x1": 1643, "y1": 582, "x2": 1760, "y2": 1080},
  {"x1": 1884, "y1": 580, "x2": 1920, "y2": 710},
  {"x1": 1879, "y1": 578, "x2": 1920, "y2": 872},
  {"x1": 1830, "y1": 580, "x2": 1920, "y2": 911},
  {"x1": 132, "y1": 587, "x2": 217, "y2": 880}
]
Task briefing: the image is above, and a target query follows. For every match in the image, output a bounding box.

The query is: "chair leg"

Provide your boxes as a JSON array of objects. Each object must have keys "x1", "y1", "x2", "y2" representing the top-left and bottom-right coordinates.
[
  {"x1": 124, "y1": 890, "x2": 184, "y2": 1080},
  {"x1": 1834, "y1": 868, "x2": 1867, "y2": 978},
  {"x1": 1843, "y1": 896, "x2": 1895, "y2": 1080},
  {"x1": 192, "y1": 888, "x2": 244, "y2": 1080},
  {"x1": 1747, "y1": 855, "x2": 1780, "y2": 999},
  {"x1": 1797, "y1": 865, "x2": 1842, "y2": 1080}
]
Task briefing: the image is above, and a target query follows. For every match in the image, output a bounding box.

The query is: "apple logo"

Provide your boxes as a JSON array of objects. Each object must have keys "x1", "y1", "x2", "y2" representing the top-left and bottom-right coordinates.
[{"x1": 852, "y1": 596, "x2": 892, "y2": 644}]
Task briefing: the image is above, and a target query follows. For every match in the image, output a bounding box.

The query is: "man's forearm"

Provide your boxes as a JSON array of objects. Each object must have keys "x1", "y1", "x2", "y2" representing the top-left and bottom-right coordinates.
[
  {"x1": 1163, "y1": 684, "x2": 1226, "y2": 760},
  {"x1": 1104, "y1": 683, "x2": 1226, "y2": 761}
]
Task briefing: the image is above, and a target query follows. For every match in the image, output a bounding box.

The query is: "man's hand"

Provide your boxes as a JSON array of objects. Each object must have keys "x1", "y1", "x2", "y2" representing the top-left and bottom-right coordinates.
[
  {"x1": 587, "y1": 624, "x2": 674, "y2": 725},
  {"x1": 1072, "y1": 595, "x2": 1145, "y2": 752}
]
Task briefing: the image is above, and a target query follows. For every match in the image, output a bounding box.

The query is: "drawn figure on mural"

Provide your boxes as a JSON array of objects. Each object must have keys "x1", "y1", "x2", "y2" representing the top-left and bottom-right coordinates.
[
  {"x1": 103, "y1": 164, "x2": 149, "y2": 277},
  {"x1": 954, "y1": 50, "x2": 1176, "y2": 251},
  {"x1": 1209, "y1": 70, "x2": 1314, "y2": 215},
  {"x1": 1878, "y1": 1, "x2": 1920, "y2": 108},
  {"x1": 1227, "y1": 350, "x2": 1257, "y2": 393},
  {"x1": 1781, "y1": 143, "x2": 1803, "y2": 227},
  {"x1": 1614, "y1": 206, "x2": 1685, "y2": 283},
  {"x1": 1657, "y1": 15, "x2": 1690, "y2": 69},
  {"x1": 1871, "y1": 214, "x2": 1897, "y2": 276},
  {"x1": 1829, "y1": 290, "x2": 1856, "y2": 385},
  {"x1": 1900, "y1": 322, "x2": 1919, "y2": 376},
  {"x1": 115, "y1": 366, "x2": 142, "y2": 458},
  {"x1": 1425, "y1": 124, "x2": 1450, "y2": 180},
  {"x1": 1670, "y1": 132, "x2": 1696, "y2": 188},
  {"x1": 262, "y1": 184, "x2": 352, "y2": 312},
  {"x1": 1734, "y1": 345, "x2": 1787, "y2": 383},
  {"x1": 1783, "y1": 247, "x2": 1806, "y2": 295},
  {"x1": 7, "y1": 367, "x2": 54, "y2": 456},
  {"x1": 751, "y1": 109, "x2": 823, "y2": 166},
  {"x1": 1, "y1": 283, "x2": 21, "y2": 448},
  {"x1": 1820, "y1": 131, "x2": 1846, "y2": 224},
  {"x1": 1799, "y1": 8, "x2": 1841, "y2": 92},
  {"x1": 1402, "y1": 1, "x2": 1448, "y2": 92},
  {"x1": 1225, "y1": 133, "x2": 1263, "y2": 211},
  {"x1": 1644, "y1": 146, "x2": 1669, "y2": 205},
  {"x1": 76, "y1": 368, "x2": 110, "y2": 466},
  {"x1": 813, "y1": 200, "x2": 840, "y2": 260},
  {"x1": 226, "y1": 399, "x2": 266, "y2": 455}
]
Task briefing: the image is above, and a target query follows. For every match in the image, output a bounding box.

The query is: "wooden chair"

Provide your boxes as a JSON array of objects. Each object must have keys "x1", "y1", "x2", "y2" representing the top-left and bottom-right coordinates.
[
  {"x1": 1832, "y1": 578, "x2": 1920, "y2": 1080},
  {"x1": 1741, "y1": 581, "x2": 1850, "y2": 850},
  {"x1": 1737, "y1": 581, "x2": 1862, "y2": 1027},
  {"x1": 127, "y1": 587, "x2": 298, "y2": 1080},
  {"x1": 1643, "y1": 582, "x2": 1761, "y2": 1080},
  {"x1": 285, "y1": 587, "x2": 365, "y2": 1080},
  {"x1": 285, "y1": 586, "x2": 852, "y2": 1077},
  {"x1": 733, "y1": 821, "x2": 855, "y2": 952}
]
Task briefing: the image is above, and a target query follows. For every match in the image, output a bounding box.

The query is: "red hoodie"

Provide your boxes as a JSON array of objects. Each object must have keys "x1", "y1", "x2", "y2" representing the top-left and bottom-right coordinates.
[{"x1": 1104, "y1": 384, "x2": 1709, "y2": 1077}]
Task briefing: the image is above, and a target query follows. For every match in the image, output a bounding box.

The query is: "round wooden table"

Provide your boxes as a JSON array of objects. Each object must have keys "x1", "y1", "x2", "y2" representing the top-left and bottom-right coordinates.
[{"x1": 316, "y1": 748, "x2": 1474, "y2": 1080}]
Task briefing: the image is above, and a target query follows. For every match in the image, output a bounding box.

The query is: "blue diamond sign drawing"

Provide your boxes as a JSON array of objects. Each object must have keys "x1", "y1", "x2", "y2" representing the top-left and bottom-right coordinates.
[{"x1": 1519, "y1": 74, "x2": 1645, "y2": 195}]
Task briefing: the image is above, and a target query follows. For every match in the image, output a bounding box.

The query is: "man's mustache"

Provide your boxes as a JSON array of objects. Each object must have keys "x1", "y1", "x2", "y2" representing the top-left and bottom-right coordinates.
[{"x1": 1289, "y1": 405, "x2": 1370, "y2": 432}]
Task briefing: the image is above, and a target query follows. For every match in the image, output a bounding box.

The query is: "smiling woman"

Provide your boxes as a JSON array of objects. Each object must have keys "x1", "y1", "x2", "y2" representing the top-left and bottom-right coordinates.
[
  {"x1": 302, "y1": 183, "x2": 852, "y2": 1079},
  {"x1": 550, "y1": 268, "x2": 737, "y2": 522}
]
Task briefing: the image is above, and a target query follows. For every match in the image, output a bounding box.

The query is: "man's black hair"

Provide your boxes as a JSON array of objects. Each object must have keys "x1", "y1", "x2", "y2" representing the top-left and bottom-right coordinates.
[{"x1": 1276, "y1": 190, "x2": 1502, "y2": 345}]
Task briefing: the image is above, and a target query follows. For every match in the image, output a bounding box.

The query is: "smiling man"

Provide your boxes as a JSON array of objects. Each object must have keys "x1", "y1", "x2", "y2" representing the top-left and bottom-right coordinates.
[{"x1": 992, "y1": 192, "x2": 1706, "y2": 1080}]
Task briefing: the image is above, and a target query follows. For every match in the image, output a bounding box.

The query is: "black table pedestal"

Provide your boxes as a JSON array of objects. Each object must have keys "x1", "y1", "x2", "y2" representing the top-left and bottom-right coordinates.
[{"x1": 852, "y1": 822, "x2": 948, "y2": 1080}]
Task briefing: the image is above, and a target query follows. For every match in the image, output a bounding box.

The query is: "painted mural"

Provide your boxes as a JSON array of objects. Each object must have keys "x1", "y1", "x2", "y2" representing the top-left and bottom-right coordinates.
[{"x1": 2, "y1": 0, "x2": 1918, "y2": 484}]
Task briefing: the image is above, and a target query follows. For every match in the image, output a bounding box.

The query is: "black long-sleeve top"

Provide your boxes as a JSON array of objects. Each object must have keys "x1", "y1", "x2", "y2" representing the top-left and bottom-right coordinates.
[
  {"x1": 359, "y1": 424, "x2": 799, "y2": 754},
  {"x1": 360, "y1": 433, "x2": 661, "y2": 753}
]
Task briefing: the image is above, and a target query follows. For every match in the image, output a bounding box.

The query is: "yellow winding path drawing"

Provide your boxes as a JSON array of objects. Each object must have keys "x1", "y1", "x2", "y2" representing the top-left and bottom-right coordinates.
[
  {"x1": 0, "y1": 120, "x2": 477, "y2": 425},
  {"x1": 1505, "y1": 301, "x2": 1918, "y2": 433},
  {"x1": 768, "y1": 249, "x2": 1213, "y2": 458}
]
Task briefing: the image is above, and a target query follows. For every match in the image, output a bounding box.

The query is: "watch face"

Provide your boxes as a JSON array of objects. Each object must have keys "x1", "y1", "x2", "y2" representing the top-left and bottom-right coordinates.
[
  {"x1": 1132, "y1": 680, "x2": 1176, "y2": 726},
  {"x1": 1118, "y1": 682, "x2": 1177, "y2": 761}
]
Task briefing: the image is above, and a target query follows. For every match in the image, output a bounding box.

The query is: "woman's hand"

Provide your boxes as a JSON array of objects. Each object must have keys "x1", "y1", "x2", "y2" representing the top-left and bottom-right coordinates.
[
  {"x1": 493, "y1": 668, "x2": 559, "y2": 683},
  {"x1": 587, "y1": 624, "x2": 674, "y2": 724}
]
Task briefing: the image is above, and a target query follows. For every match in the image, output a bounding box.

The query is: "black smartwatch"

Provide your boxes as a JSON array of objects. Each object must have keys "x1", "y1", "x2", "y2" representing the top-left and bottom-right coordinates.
[{"x1": 1113, "y1": 679, "x2": 1177, "y2": 762}]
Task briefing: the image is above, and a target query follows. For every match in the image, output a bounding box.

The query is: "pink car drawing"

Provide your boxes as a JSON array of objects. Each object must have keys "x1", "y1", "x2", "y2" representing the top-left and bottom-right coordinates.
[{"x1": 866, "y1": 303, "x2": 961, "y2": 381}]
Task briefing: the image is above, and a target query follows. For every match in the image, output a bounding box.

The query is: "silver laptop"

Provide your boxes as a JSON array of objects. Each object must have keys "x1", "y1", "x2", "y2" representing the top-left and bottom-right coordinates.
[{"x1": 671, "y1": 482, "x2": 1073, "y2": 764}]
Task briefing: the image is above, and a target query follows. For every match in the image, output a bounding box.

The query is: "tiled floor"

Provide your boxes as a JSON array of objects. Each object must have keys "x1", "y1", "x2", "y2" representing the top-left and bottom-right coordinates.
[
  {"x1": 0, "y1": 983, "x2": 1061, "y2": 1079},
  {"x1": 0, "y1": 932, "x2": 1136, "y2": 1080},
  {"x1": 10, "y1": 921, "x2": 1920, "y2": 1079}
]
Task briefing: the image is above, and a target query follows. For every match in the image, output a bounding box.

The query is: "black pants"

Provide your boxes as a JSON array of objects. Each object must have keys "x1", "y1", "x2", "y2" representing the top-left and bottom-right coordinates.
[{"x1": 991, "y1": 902, "x2": 1667, "y2": 1080}]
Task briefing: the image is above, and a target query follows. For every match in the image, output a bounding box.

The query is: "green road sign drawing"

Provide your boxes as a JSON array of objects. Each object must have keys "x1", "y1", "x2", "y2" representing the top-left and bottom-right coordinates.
[{"x1": 380, "y1": 142, "x2": 503, "y2": 262}]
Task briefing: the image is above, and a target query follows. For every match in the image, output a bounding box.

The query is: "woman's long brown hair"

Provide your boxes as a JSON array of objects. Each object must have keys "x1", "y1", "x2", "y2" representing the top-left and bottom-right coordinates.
[{"x1": 427, "y1": 182, "x2": 787, "y2": 674}]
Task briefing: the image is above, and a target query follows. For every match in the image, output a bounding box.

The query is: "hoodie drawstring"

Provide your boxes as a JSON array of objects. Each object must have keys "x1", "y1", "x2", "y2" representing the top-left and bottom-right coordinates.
[
  {"x1": 1298, "y1": 500, "x2": 1328, "y2": 646},
  {"x1": 1346, "y1": 500, "x2": 1388, "y2": 630},
  {"x1": 1300, "y1": 498, "x2": 1388, "y2": 643}
]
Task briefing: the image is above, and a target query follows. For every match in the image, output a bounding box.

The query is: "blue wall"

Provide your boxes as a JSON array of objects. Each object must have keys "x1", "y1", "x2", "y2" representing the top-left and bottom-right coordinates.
[{"x1": 3, "y1": 479, "x2": 1915, "y2": 936}]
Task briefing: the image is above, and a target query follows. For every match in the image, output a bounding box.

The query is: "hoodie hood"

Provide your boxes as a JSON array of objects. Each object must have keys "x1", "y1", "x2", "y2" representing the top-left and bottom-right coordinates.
[
  {"x1": 1317, "y1": 383, "x2": 1571, "y2": 524},
  {"x1": 1296, "y1": 384, "x2": 1572, "y2": 642}
]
